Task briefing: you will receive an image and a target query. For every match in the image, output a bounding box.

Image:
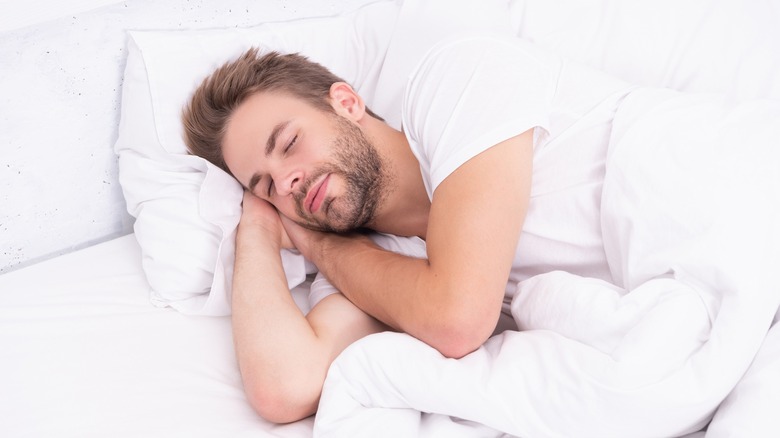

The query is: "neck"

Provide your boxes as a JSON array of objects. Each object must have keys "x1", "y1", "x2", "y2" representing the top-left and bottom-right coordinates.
[{"x1": 362, "y1": 118, "x2": 430, "y2": 239}]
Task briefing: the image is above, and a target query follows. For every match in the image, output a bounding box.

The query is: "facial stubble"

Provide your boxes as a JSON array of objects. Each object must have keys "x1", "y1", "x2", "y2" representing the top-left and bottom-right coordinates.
[{"x1": 292, "y1": 116, "x2": 390, "y2": 233}]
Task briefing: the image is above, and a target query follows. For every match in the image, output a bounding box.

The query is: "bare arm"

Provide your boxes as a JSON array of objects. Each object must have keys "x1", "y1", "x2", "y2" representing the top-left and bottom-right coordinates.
[
  {"x1": 232, "y1": 192, "x2": 386, "y2": 423},
  {"x1": 286, "y1": 131, "x2": 533, "y2": 358}
]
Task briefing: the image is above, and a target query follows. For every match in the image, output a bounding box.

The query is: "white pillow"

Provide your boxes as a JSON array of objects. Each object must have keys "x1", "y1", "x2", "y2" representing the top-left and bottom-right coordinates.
[{"x1": 114, "y1": 0, "x2": 399, "y2": 315}]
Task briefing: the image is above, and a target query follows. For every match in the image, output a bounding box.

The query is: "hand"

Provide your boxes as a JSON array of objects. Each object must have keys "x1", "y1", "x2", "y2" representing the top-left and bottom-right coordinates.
[
  {"x1": 279, "y1": 215, "x2": 376, "y2": 264},
  {"x1": 239, "y1": 191, "x2": 294, "y2": 250},
  {"x1": 278, "y1": 214, "x2": 322, "y2": 259}
]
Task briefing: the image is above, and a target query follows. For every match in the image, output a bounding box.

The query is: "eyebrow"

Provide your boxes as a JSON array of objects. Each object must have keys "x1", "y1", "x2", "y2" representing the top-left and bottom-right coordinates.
[
  {"x1": 266, "y1": 121, "x2": 289, "y2": 157},
  {"x1": 248, "y1": 173, "x2": 262, "y2": 193},
  {"x1": 247, "y1": 121, "x2": 289, "y2": 193}
]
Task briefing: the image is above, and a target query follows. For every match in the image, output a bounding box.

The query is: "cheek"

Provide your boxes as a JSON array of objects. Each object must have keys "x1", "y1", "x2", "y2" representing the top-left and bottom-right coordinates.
[{"x1": 324, "y1": 174, "x2": 348, "y2": 196}]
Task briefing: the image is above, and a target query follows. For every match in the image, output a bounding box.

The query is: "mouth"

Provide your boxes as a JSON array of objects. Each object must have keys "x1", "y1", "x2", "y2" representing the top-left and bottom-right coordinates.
[{"x1": 305, "y1": 174, "x2": 330, "y2": 214}]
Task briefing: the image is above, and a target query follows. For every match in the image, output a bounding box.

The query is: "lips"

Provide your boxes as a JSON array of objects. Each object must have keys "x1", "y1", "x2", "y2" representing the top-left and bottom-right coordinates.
[{"x1": 305, "y1": 174, "x2": 330, "y2": 214}]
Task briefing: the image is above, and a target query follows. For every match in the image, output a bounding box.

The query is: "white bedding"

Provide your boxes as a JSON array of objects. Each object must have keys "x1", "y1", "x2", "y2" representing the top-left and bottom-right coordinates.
[
  {"x1": 2, "y1": 231, "x2": 777, "y2": 437},
  {"x1": 0, "y1": 235, "x2": 314, "y2": 437},
  {"x1": 3, "y1": 0, "x2": 780, "y2": 437}
]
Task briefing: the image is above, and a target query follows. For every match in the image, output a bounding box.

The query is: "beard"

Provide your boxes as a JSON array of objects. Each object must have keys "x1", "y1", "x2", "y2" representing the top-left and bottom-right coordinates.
[{"x1": 292, "y1": 115, "x2": 388, "y2": 233}]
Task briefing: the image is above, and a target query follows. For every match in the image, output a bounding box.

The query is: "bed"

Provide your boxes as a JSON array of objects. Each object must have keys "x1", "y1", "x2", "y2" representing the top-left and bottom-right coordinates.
[{"x1": 2, "y1": 0, "x2": 779, "y2": 437}]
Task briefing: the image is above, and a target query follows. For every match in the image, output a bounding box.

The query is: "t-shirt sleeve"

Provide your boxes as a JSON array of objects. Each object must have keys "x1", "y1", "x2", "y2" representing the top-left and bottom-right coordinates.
[{"x1": 402, "y1": 35, "x2": 560, "y2": 194}]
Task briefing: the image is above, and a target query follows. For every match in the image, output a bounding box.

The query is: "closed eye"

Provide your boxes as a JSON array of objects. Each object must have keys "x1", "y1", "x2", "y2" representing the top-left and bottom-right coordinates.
[
  {"x1": 284, "y1": 135, "x2": 297, "y2": 154},
  {"x1": 265, "y1": 135, "x2": 296, "y2": 197}
]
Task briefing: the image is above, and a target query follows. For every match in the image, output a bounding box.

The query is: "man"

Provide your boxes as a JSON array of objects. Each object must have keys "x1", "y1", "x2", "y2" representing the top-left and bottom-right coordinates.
[{"x1": 182, "y1": 35, "x2": 641, "y2": 422}]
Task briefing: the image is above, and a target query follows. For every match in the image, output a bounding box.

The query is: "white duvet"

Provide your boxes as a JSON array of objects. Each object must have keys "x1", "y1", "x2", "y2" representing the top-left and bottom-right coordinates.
[{"x1": 313, "y1": 89, "x2": 780, "y2": 437}]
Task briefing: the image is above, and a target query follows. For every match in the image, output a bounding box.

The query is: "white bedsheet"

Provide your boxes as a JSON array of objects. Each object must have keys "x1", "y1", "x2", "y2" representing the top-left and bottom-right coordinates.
[
  {"x1": 312, "y1": 89, "x2": 780, "y2": 437},
  {"x1": 0, "y1": 235, "x2": 313, "y2": 437}
]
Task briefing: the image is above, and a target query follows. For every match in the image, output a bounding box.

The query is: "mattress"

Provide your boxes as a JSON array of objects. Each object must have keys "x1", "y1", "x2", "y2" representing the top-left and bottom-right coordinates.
[{"x1": 0, "y1": 235, "x2": 313, "y2": 437}]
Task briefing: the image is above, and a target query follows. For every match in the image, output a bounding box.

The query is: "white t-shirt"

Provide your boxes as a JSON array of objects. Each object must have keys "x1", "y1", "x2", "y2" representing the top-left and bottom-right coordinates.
[
  {"x1": 311, "y1": 34, "x2": 635, "y2": 309},
  {"x1": 402, "y1": 35, "x2": 635, "y2": 296}
]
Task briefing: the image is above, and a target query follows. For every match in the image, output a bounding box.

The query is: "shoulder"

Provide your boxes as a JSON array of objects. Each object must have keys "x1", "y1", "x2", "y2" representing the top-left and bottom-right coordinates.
[
  {"x1": 402, "y1": 34, "x2": 562, "y2": 126},
  {"x1": 400, "y1": 34, "x2": 560, "y2": 194},
  {"x1": 401, "y1": 33, "x2": 562, "y2": 141}
]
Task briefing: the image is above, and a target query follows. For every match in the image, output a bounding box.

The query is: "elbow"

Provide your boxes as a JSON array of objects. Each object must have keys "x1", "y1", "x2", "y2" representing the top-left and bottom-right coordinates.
[
  {"x1": 243, "y1": 374, "x2": 319, "y2": 424},
  {"x1": 426, "y1": 305, "x2": 498, "y2": 359},
  {"x1": 435, "y1": 335, "x2": 484, "y2": 359}
]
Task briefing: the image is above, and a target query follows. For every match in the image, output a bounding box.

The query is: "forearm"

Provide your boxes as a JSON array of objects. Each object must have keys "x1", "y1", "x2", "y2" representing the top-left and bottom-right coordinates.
[
  {"x1": 309, "y1": 234, "x2": 420, "y2": 328},
  {"x1": 232, "y1": 221, "x2": 390, "y2": 421},
  {"x1": 231, "y1": 191, "x2": 392, "y2": 421},
  {"x1": 231, "y1": 224, "x2": 324, "y2": 421},
  {"x1": 233, "y1": 225, "x2": 312, "y2": 368},
  {"x1": 307, "y1": 233, "x2": 499, "y2": 358}
]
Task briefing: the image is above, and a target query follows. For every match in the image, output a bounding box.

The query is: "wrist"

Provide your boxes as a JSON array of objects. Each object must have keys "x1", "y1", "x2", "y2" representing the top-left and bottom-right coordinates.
[
  {"x1": 237, "y1": 219, "x2": 283, "y2": 253},
  {"x1": 308, "y1": 232, "x2": 372, "y2": 269}
]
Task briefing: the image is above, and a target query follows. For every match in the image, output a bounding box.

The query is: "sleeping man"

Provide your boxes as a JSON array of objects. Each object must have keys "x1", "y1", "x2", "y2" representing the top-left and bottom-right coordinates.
[{"x1": 182, "y1": 34, "x2": 780, "y2": 434}]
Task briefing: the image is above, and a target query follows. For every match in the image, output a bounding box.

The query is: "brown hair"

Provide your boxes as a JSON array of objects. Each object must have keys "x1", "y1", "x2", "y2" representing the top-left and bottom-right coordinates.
[{"x1": 182, "y1": 48, "x2": 379, "y2": 175}]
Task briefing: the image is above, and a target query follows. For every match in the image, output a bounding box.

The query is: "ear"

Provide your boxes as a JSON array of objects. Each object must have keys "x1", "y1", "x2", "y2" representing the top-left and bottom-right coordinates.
[{"x1": 329, "y1": 82, "x2": 366, "y2": 122}]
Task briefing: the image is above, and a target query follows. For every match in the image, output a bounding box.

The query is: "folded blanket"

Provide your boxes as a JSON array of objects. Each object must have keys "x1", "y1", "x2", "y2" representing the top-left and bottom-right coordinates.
[{"x1": 313, "y1": 89, "x2": 780, "y2": 437}]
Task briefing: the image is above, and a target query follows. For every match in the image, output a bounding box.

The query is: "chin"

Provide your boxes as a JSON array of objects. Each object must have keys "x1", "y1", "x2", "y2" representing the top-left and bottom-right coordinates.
[{"x1": 305, "y1": 214, "x2": 365, "y2": 234}]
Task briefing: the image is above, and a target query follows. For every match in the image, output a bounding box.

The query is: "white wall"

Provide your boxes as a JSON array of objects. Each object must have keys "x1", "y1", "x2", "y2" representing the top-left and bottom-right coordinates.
[
  {"x1": 0, "y1": 0, "x2": 126, "y2": 32},
  {"x1": 0, "y1": 0, "x2": 374, "y2": 273}
]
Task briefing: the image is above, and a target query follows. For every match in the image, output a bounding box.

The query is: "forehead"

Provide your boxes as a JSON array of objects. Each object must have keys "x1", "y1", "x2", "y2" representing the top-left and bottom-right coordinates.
[
  {"x1": 222, "y1": 91, "x2": 316, "y2": 178},
  {"x1": 224, "y1": 91, "x2": 309, "y2": 146}
]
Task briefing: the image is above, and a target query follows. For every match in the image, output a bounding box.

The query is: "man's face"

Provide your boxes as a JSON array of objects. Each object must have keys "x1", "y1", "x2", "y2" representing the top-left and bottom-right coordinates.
[{"x1": 223, "y1": 91, "x2": 385, "y2": 233}]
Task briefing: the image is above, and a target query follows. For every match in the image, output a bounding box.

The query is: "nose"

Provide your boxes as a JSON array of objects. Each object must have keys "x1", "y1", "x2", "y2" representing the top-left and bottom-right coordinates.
[{"x1": 273, "y1": 167, "x2": 304, "y2": 197}]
